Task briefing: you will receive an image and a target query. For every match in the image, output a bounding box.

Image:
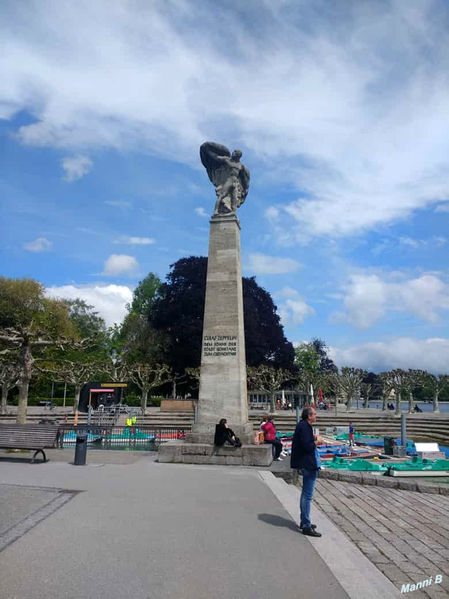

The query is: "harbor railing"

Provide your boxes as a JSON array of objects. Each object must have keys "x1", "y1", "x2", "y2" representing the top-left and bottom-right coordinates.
[{"x1": 57, "y1": 424, "x2": 185, "y2": 451}]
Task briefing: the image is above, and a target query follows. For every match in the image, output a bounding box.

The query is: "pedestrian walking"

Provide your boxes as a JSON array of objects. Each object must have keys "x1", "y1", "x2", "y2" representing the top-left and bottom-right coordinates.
[
  {"x1": 348, "y1": 421, "x2": 355, "y2": 447},
  {"x1": 290, "y1": 406, "x2": 322, "y2": 537}
]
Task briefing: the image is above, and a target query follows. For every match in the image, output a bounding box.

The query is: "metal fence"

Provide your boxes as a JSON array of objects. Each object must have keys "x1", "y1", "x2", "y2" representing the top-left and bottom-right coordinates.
[{"x1": 57, "y1": 425, "x2": 186, "y2": 451}]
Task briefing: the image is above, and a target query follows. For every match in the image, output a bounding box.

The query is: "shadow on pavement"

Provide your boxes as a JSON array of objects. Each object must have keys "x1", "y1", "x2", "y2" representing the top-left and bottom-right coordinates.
[
  {"x1": 258, "y1": 513, "x2": 300, "y2": 532},
  {"x1": 0, "y1": 455, "x2": 46, "y2": 464}
]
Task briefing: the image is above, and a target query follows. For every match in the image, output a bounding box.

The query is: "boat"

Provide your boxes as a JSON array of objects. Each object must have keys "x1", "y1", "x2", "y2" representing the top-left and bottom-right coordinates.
[
  {"x1": 322, "y1": 456, "x2": 387, "y2": 473},
  {"x1": 387, "y1": 457, "x2": 449, "y2": 477}
]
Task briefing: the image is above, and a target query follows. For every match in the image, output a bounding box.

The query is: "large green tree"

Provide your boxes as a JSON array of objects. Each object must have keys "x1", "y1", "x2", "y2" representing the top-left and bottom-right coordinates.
[
  {"x1": 127, "y1": 273, "x2": 161, "y2": 316},
  {"x1": 116, "y1": 273, "x2": 165, "y2": 365},
  {"x1": 293, "y1": 339, "x2": 336, "y2": 403},
  {"x1": 0, "y1": 277, "x2": 77, "y2": 422},
  {"x1": 64, "y1": 299, "x2": 107, "y2": 340},
  {"x1": 150, "y1": 257, "x2": 295, "y2": 377}
]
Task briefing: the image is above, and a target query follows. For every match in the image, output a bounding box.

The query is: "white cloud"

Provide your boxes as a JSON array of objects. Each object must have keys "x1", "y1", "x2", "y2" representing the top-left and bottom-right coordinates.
[
  {"x1": 23, "y1": 237, "x2": 52, "y2": 252},
  {"x1": 435, "y1": 203, "x2": 449, "y2": 213},
  {"x1": 329, "y1": 337, "x2": 449, "y2": 374},
  {"x1": 114, "y1": 236, "x2": 155, "y2": 245},
  {"x1": 61, "y1": 155, "x2": 92, "y2": 182},
  {"x1": 372, "y1": 235, "x2": 447, "y2": 255},
  {"x1": 434, "y1": 236, "x2": 447, "y2": 247},
  {"x1": 102, "y1": 254, "x2": 138, "y2": 277},
  {"x1": 265, "y1": 206, "x2": 280, "y2": 222},
  {"x1": 247, "y1": 253, "x2": 301, "y2": 275},
  {"x1": 340, "y1": 272, "x2": 449, "y2": 328},
  {"x1": 342, "y1": 274, "x2": 388, "y2": 328},
  {"x1": 46, "y1": 284, "x2": 132, "y2": 327},
  {"x1": 275, "y1": 286, "x2": 301, "y2": 299},
  {"x1": 195, "y1": 207, "x2": 208, "y2": 218},
  {"x1": 3, "y1": 3, "x2": 449, "y2": 239},
  {"x1": 399, "y1": 237, "x2": 423, "y2": 248},
  {"x1": 104, "y1": 200, "x2": 132, "y2": 209},
  {"x1": 275, "y1": 287, "x2": 315, "y2": 325}
]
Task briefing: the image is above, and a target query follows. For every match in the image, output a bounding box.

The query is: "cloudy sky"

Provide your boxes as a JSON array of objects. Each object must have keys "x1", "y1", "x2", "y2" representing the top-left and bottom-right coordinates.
[{"x1": 1, "y1": 0, "x2": 449, "y2": 372}]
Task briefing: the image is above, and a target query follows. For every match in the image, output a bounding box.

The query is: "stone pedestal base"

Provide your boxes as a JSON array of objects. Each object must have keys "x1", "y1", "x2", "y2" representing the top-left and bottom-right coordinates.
[
  {"x1": 185, "y1": 422, "x2": 253, "y2": 445},
  {"x1": 158, "y1": 441, "x2": 273, "y2": 466}
]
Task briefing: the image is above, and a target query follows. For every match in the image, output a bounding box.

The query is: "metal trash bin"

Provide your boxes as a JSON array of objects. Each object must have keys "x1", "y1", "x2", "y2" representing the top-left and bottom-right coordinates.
[
  {"x1": 383, "y1": 436, "x2": 395, "y2": 455},
  {"x1": 74, "y1": 430, "x2": 88, "y2": 465}
]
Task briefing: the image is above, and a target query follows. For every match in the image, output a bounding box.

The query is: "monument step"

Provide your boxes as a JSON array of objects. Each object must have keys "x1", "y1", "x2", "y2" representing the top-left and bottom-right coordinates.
[{"x1": 158, "y1": 440, "x2": 272, "y2": 466}]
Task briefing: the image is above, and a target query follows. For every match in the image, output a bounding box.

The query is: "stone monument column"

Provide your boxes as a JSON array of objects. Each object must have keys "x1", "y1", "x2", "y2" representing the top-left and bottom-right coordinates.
[
  {"x1": 187, "y1": 213, "x2": 253, "y2": 443},
  {"x1": 158, "y1": 142, "x2": 271, "y2": 465}
]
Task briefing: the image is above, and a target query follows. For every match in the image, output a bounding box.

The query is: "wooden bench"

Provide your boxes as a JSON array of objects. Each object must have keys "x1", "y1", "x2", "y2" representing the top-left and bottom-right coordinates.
[{"x1": 0, "y1": 424, "x2": 60, "y2": 463}]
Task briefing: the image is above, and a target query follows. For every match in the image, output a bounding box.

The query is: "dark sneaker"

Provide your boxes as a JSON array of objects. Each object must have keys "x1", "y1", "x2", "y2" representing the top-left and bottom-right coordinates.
[{"x1": 302, "y1": 527, "x2": 321, "y2": 537}]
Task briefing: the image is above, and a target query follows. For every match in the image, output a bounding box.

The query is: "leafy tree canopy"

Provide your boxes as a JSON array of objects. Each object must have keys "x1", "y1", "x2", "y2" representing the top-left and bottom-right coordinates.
[
  {"x1": 150, "y1": 257, "x2": 295, "y2": 374},
  {"x1": 127, "y1": 273, "x2": 161, "y2": 316},
  {"x1": 64, "y1": 298, "x2": 107, "y2": 339},
  {"x1": 0, "y1": 277, "x2": 76, "y2": 339},
  {"x1": 116, "y1": 272, "x2": 165, "y2": 365},
  {"x1": 120, "y1": 312, "x2": 167, "y2": 365},
  {"x1": 0, "y1": 277, "x2": 78, "y2": 422},
  {"x1": 294, "y1": 338, "x2": 337, "y2": 374}
]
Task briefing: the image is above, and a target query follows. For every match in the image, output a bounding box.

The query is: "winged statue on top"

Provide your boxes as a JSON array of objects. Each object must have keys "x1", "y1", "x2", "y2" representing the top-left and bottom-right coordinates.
[{"x1": 200, "y1": 142, "x2": 250, "y2": 216}]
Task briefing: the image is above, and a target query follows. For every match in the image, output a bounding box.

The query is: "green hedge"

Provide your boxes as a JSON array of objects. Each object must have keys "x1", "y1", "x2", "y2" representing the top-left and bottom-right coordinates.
[
  {"x1": 124, "y1": 395, "x2": 163, "y2": 407},
  {"x1": 148, "y1": 396, "x2": 163, "y2": 407}
]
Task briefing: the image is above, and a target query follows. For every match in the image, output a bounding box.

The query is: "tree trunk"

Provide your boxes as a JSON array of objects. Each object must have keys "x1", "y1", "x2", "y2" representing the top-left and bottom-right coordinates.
[
  {"x1": 346, "y1": 395, "x2": 351, "y2": 412},
  {"x1": 172, "y1": 379, "x2": 176, "y2": 399},
  {"x1": 270, "y1": 392, "x2": 276, "y2": 413},
  {"x1": 17, "y1": 381, "x2": 29, "y2": 424},
  {"x1": 395, "y1": 391, "x2": 401, "y2": 415},
  {"x1": 17, "y1": 343, "x2": 33, "y2": 424},
  {"x1": 408, "y1": 391, "x2": 414, "y2": 414},
  {"x1": 1, "y1": 385, "x2": 8, "y2": 414},
  {"x1": 363, "y1": 395, "x2": 369, "y2": 409},
  {"x1": 73, "y1": 384, "x2": 81, "y2": 413},
  {"x1": 433, "y1": 389, "x2": 440, "y2": 413},
  {"x1": 141, "y1": 387, "x2": 149, "y2": 415},
  {"x1": 381, "y1": 395, "x2": 388, "y2": 411}
]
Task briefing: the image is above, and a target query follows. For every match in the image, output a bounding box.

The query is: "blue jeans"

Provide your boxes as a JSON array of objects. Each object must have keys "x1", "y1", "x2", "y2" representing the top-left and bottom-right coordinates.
[{"x1": 299, "y1": 468, "x2": 318, "y2": 529}]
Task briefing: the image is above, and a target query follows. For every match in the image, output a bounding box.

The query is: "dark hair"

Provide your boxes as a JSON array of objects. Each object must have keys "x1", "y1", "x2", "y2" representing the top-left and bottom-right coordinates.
[
  {"x1": 219, "y1": 418, "x2": 227, "y2": 426},
  {"x1": 301, "y1": 407, "x2": 314, "y2": 420}
]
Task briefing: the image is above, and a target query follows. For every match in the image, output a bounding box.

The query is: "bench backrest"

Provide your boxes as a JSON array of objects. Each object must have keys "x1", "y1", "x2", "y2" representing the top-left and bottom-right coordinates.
[{"x1": 0, "y1": 424, "x2": 59, "y2": 449}]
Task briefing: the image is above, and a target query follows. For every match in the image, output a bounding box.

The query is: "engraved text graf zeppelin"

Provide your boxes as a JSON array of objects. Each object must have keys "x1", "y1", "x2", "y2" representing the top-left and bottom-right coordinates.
[{"x1": 203, "y1": 336, "x2": 237, "y2": 357}]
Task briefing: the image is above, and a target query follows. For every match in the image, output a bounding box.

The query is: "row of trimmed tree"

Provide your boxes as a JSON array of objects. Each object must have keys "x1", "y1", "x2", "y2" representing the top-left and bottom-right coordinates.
[
  {"x1": 1, "y1": 271, "x2": 448, "y2": 422},
  {"x1": 247, "y1": 364, "x2": 448, "y2": 414}
]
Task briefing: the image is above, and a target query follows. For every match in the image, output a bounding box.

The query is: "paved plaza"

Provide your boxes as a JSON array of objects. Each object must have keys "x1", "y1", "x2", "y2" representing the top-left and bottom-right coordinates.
[
  {"x1": 314, "y1": 478, "x2": 449, "y2": 598},
  {"x1": 0, "y1": 449, "x2": 404, "y2": 599}
]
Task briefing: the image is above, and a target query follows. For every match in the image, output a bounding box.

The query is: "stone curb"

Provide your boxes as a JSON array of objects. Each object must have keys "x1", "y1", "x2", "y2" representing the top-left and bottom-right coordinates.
[{"x1": 274, "y1": 468, "x2": 449, "y2": 495}]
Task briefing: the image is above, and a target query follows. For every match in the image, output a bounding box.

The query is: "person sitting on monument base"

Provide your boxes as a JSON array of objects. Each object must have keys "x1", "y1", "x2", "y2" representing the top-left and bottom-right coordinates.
[
  {"x1": 214, "y1": 419, "x2": 242, "y2": 448},
  {"x1": 261, "y1": 415, "x2": 284, "y2": 460}
]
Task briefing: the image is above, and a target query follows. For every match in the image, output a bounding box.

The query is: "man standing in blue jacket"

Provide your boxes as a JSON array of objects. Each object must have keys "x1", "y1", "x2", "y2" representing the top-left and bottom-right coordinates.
[{"x1": 290, "y1": 406, "x2": 322, "y2": 537}]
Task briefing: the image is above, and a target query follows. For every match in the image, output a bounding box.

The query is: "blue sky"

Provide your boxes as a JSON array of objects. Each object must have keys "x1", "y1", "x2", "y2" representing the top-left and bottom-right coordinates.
[{"x1": 1, "y1": 0, "x2": 449, "y2": 372}]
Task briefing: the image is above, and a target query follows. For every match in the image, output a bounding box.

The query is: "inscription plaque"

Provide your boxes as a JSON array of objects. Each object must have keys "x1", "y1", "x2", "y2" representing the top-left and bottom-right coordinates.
[{"x1": 203, "y1": 335, "x2": 237, "y2": 357}]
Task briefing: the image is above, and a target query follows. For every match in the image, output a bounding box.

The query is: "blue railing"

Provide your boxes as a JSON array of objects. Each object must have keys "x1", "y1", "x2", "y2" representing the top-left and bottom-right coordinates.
[{"x1": 57, "y1": 425, "x2": 185, "y2": 451}]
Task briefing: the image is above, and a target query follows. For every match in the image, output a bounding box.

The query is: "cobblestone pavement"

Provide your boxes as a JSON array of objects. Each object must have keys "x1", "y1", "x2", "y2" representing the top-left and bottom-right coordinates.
[{"x1": 314, "y1": 479, "x2": 449, "y2": 598}]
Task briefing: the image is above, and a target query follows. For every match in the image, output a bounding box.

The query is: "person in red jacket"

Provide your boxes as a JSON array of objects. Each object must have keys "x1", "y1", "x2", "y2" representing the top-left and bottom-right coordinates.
[{"x1": 261, "y1": 415, "x2": 283, "y2": 460}]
